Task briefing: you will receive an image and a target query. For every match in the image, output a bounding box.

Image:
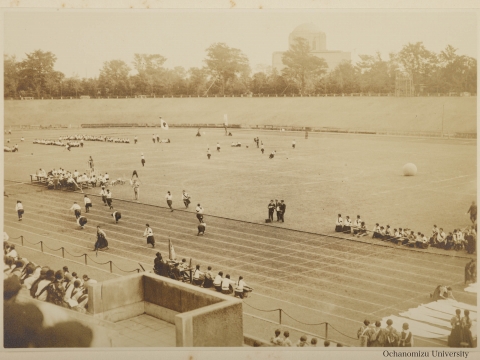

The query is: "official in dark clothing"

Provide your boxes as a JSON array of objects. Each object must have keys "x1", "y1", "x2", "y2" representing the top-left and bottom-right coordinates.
[
  {"x1": 279, "y1": 200, "x2": 286, "y2": 222},
  {"x1": 268, "y1": 200, "x2": 275, "y2": 222}
]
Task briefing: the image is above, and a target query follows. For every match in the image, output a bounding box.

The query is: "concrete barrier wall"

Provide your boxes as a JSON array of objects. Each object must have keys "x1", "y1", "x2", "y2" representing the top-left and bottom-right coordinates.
[
  {"x1": 143, "y1": 273, "x2": 222, "y2": 313},
  {"x1": 87, "y1": 273, "x2": 244, "y2": 346},
  {"x1": 175, "y1": 300, "x2": 244, "y2": 347},
  {"x1": 5, "y1": 96, "x2": 476, "y2": 134},
  {"x1": 88, "y1": 273, "x2": 144, "y2": 322}
]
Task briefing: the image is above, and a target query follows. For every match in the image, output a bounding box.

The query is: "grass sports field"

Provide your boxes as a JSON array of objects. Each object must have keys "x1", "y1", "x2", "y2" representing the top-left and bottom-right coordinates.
[{"x1": 3, "y1": 127, "x2": 477, "y2": 346}]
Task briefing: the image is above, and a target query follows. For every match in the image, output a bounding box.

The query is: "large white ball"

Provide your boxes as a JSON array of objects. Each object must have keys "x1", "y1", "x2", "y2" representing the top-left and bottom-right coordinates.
[{"x1": 403, "y1": 163, "x2": 417, "y2": 176}]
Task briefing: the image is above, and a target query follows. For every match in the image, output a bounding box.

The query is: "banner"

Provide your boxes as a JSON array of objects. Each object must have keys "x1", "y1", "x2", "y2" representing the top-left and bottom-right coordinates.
[
  {"x1": 160, "y1": 117, "x2": 169, "y2": 130},
  {"x1": 169, "y1": 238, "x2": 176, "y2": 260}
]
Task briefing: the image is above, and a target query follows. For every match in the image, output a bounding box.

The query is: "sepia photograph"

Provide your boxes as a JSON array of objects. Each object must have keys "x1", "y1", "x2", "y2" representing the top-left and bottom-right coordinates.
[{"x1": 1, "y1": 1, "x2": 478, "y2": 358}]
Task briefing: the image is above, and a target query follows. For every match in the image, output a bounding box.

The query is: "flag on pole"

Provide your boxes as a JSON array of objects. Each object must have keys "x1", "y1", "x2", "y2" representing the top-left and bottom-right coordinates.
[
  {"x1": 168, "y1": 238, "x2": 176, "y2": 260},
  {"x1": 224, "y1": 114, "x2": 228, "y2": 126},
  {"x1": 160, "y1": 117, "x2": 169, "y2": 130}
]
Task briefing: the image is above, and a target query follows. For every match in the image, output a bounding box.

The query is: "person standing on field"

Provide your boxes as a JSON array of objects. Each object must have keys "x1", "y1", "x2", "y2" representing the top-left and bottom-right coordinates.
[
  {"x1": 100, "y1": 186, "x2": 107, "y2": 206},
  {"x1": 182, "y1": 190, "x2": 191, "y2": 208},
  {"x1": 268, "y1": 200, "x2": 275, "y2": 222},
  {"x1": 15, "y1": 201, "x2": 24, "y2": 221},
  {"x1": 166, "y1": 191, "x2": 174, "y2": 212},
  {"x1": 106, "y1": 189, "x2": 113, "y2": 209},
  {"x1": 84, "y1": 195, "x2": 92, "y2": 213},
  {"x1": 207, "y1": 148, "x2": 211, "y2": 159},
  {"x1": 467, "y1": 201, "x2": 477, "y2": 224},
  {"x1": 260, "y1": 142, "x2": 264, "y2": 154},
  {"x1": 144, "y1": 224, "x2": 155, "y2": 248},
  {"x1": 69, "y1": 202, "x2": 82, "y2": 219},
  {"x1": 141, "y1": 153, "x2": 146, "y2": 167},
  {"x1": 196, "y1": 204, "x2": 204, "y2": 222},
  {"x1": 279, "y1": 200, "x2": 286, "y2": 222}
]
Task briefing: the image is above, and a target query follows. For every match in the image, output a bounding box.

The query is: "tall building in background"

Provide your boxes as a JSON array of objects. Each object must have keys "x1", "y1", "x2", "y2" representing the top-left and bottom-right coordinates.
[{"x1": 272, "y1": 23, "x2": 351, "y2": 72}]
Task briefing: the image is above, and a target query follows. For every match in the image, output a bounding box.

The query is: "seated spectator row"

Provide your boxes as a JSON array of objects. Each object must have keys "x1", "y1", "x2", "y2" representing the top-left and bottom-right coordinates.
[
  {"x1": 335, "y1": 214, "x2": 477, "y2": 253},
  {"x1": 152, "y1": 252, "x2": 253, "y2": 299},
  {"x1": 4, "y1": 241, "x2": 93, "y2": 313}
]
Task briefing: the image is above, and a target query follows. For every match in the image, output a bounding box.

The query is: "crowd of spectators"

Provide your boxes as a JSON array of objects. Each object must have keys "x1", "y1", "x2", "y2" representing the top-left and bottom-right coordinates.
[
  {"x1": 153, "y1": 252, "x2": 253, "y2": 299},
  {"x1": 357, "y1": 319, "x2": 413, "y2": 347},
  {"x1": 4, "y1": 240, "x2": 93, "y2": 313},
  {"x1": 269, "y1": 329, "x2": 335, "y2": 347},
  {"x1": 335, "y1": 214, "x2": 477, "y2": 254}
]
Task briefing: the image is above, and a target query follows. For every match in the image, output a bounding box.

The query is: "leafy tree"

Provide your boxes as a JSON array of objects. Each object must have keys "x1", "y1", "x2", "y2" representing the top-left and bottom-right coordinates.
[
  {"x1": 18, "y1": 50, "x2": 58, "y2": 97},
  {"x1": 4, "y1": 54, "x2": 20, "y2": 97},
  {"x1": 132, "y1": 54, "x2": 167, "y2": 95},
  {"x1": 187, "y1": 67, "x2": 208, "y2": 95},
  {"x1": 394, "y1": 42, "x2": 438, "y2": 94},
  {"x1": 281, "y1": 37, "x2": 328, "y2": 95},
  {"x1": 356, "y1": 52, "x2": 393, "y2": 93},
  {"x1": 204, "y1": 43, "x2": 250, "y2": 95},
  {"x1": 44, "y1": 71, "x2": 64, "y2": 97},
  {"x1": 98, "y1": 60, "x2": 131, "y2": 96},
  {"x1": 324, "y1": 61, "x2": 361, "y2": 94}
]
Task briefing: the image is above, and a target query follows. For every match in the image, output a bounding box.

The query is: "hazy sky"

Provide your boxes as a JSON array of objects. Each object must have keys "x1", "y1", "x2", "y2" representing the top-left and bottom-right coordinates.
[{"x1": 3, "y1": 10, "x2": 477, "y2": 78}]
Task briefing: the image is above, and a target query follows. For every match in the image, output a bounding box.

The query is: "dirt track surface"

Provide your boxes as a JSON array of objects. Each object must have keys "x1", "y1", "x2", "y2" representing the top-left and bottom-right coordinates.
[{"x1": 4, "y1": 181, "x2": 475, "y2": 347}]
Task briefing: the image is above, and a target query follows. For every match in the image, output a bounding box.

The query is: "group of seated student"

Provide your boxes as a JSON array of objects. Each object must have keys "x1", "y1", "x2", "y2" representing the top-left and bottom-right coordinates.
[
  {"x1": 270, "y1": 329, "x2": 333, "y2": 347},
  {"x1": 336, "y1": 214, "x2": 476, "y2": 253},
  {"x1": 153, "y1": 253, "x2": 252, "y2": 299},
  {"x1": 335, "y1": 214, "x2": 368, "y2": 237},
  {"x1": 4, "y1": 241, "x2": 91, "y2": 313},
  {"x1": 357, "y1": 319, "x2": 412, "y2": 347},
  {"x1": 60, "y1": 135, "x2": 103, "y2": 142},
  {"x1": 33, "y1": 139, "x2": 66, "y2": 146},
  {"x1": 429, "y1": 225, "x2": 476, "y2": 253},
  {"x1": 107, "y1": 137, "x2": 130, "y2": 143},
  {"x1": 39, "y1": 168, "x2": 111, "y2": 191}
]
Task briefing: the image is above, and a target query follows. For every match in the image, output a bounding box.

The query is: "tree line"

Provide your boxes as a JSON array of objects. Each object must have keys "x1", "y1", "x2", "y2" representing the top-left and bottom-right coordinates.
[{"x1": 4, "y1": 40, "x2": 477, "y2": 99}]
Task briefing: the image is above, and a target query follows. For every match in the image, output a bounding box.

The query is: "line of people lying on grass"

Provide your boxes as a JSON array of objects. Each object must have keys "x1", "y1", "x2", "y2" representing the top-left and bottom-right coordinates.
[
  {"x1": 335, "y1": 214, "x2": 476, "y2": 253},
  {"x1": 59, "y1": 135, "x2": 131, "y2": 143},
  {"x1": 33, "y1": 139, "x2": 82, "y2": 147},
  {"x1": 4, "y1": 144, "x2": 19, "y2": 152},
  {"x1": 152, "y1": 252, "x2": 253, "y2": 299},
  {"x1": 269, "y1": 329, "x2": 336, "y2": 347},
  {"x1": 34, "y1": 167, "x2": 125, "y2": 191},
  {"x1": 3, "y1": 242, "x2": 92, "y2": 313}
]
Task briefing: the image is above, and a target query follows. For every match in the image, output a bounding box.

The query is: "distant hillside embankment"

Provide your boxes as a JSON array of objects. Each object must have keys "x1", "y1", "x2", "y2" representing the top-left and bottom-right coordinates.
[{"x1": 4, "y1": 96, "x2": 476, "y2": 134}]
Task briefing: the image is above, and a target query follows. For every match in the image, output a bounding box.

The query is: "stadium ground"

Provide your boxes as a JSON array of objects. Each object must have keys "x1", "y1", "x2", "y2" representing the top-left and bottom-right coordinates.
[
  {"x1": 3, "y1": 182, "x2": 475, "y2": 347},
  {"x1": 4, "y1": 128, "x2": 476, "y2": 234},
  {"x1": 3, "y1": 128, "x2": 477, "y2": 347}
]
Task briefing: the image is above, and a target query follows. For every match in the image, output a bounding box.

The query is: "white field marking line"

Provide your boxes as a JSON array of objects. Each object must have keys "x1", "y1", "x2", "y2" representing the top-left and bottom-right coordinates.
[
  {"x1": 17, "y1": 191, "x2": 468, "y2": 276},
  {"x1": 5, "y1": 216, "x2": 384, "y2": 317},
  {"x1": 28, "y1": 189, "x2": 469, "y2": 271},
  {"x1": 6, "y1": 208, "x2": 450, "y2": 303},
  {"x1": 18, "y1": 183, "x2": 460, "y2": 268},
  {"x1": 6, "y1": 213, "x2": 396, "y2": 308},
  {"x1": 17, "y1": 186, "x2": 473, "y2": 272},
  {"x1": 4, "y1": 181, "x2": 31, "y2": 187},
  {"x1": 25, "y1": 197, "x2": 464, "y2": 284},
  {"x1": 254, "y1": 233, "x2": 463, "y2": 290},
  {"x1": 4, "y1": 226, "x2": 124, "y2": 278},
  {"x1": 4, "y1": 218, "x2": 153, "y2": 272},
  {"x1": 5, "y1": 213, "x2": 400, "y2": 312}
]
